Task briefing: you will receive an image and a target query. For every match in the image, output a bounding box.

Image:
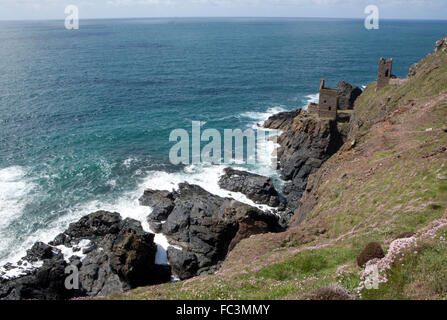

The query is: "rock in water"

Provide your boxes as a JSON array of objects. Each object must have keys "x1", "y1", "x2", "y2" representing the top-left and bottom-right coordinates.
[
  {"x1": 139, "y1": 189, "x2": 174, "y2": 221},
  {"x1": 145, "y1": 183, "x2": 282, "y2": 280},
  {"x1": 218, "y1": 167, "x2": 280, "y2": 207},
  {"x1": 0, "y1": 243, "x2": 70, "y2": 300},
  {"x1": 0, "y1": 211, "x2": 170, "y2": 300},
  {"x1": 263, "y1": 109, "x2": 301, "y2": 131}
]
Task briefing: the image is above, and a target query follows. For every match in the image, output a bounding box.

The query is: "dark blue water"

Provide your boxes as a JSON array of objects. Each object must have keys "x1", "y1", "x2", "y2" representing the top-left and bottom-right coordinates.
[{"x1": 0, "y1": 18, "x2": 446, "y2": 263}]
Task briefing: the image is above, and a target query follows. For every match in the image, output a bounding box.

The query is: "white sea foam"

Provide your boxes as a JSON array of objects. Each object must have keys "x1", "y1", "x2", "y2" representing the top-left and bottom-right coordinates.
[
  {"x1": 0, "y1": 166, "x2": 37, "y2": 262},
  {"x1": 123, "y1": 157, "x2": 137, "y2": 168},
  {"x1": 0, "y1": 166, "x2": 34, "y2": 229},
  {"x1": 303, "y1": 93, "x2": 319, "y2": 110},
  {"x1": 56, "y1": 239, "x2": 91, "y2": 263},
  {"x1": 241, "y1": 105, "x2": 286, "y2": 126},
  {"x1": 154, "y1": 233, "x2": 170, "y2": 265},
  {"x1": 0, "y1": 240, "x2": 91, "y2": 279},
  {"x1": 140, "y1": 165, "x2": 272, "y2": 210},
  {"x1": 0, "y1": 260, "x2": 44, "y2": 280}
]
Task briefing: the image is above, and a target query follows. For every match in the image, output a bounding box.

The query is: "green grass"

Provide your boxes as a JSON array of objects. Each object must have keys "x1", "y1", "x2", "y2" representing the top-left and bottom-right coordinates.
[
  {"x1": 370, "y1": 151, "x2": 399, "y2": 162},
  {"x1": 255, "y1": 246, "x2": 358, "y2": 282}
]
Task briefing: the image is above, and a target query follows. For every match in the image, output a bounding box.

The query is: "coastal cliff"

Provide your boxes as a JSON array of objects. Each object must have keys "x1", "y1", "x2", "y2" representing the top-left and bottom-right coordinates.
[
  {"x1": 2, "y1": 36, "x2": 447, "y2": 300},
  {"x1": 264, "y1": 110, "x2": 346, "y2": 211},
  {"x1": 105, "y1": 36, "x2": 447, "y2": 300}
]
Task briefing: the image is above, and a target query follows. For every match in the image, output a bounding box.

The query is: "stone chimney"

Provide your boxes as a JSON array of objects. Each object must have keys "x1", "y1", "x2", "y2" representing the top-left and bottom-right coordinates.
[{"x1": 320, "y1": 79, "x2": 326, "y2": 91}]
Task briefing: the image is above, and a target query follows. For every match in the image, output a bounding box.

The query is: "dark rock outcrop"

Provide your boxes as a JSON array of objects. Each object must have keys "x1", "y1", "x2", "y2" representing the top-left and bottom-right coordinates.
[
  {"x1": 167, "y1": 247, "x2": 199, "y2": 280},
  {"x1": 25, "y1": 242, "x2": 55, "y2": 262},
  {"x1": 145, "y1": 183, "x2": 281, "y2": 280},
  {"x1": 262, "y1": 82, "x2": 361, "y2": 216},
  {"x1": 337, "y1": 81, "x2": 363, "y2": 110},
  {"x1": 265, "y1": 110, "x2": 345, "y2": 211},
  {"x1": 0, "y1": 244, "x2": 71, "y2": 300},
  {"x1": 263, "y1": 109, "x2": 301, "y2": 131},
  {"x1": 1, "y1": 211, "x2": 170, "y2": 300},
  {"x1": 218, "y1": 167, "x2": 280, "y2": 207},
  {"x1": 139, "y1": 189, "x2": 174, "y2": 222},
  {"x1": 435, "y1": 36, "x2": 447, "y2": 53},
  {"x1": 54, "y1": 211, "x2": 171, "y2": 293}
]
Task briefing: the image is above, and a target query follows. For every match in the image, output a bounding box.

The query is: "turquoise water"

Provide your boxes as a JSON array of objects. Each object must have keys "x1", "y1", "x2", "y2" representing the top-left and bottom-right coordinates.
[{"x1": 0, "y1": 18, "x2": 446, "y2": 263}]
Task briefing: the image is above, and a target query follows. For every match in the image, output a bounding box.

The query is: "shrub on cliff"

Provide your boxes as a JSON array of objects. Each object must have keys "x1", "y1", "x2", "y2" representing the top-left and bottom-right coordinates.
[{"x1": 357, "y1": 242, "x2": 385, "y2": 267}]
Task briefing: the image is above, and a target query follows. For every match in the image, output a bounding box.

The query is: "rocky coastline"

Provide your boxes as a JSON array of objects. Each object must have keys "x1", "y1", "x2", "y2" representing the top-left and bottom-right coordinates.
[
  {"x1": 0, "y1": 80, "x2": 362, "y2": 300},
  {"x1": 8, "y1": 35, "x2": 441, "y2": 300},
  {"x1": 0, "y1": 211, "x2": 171, "y2": 299}
]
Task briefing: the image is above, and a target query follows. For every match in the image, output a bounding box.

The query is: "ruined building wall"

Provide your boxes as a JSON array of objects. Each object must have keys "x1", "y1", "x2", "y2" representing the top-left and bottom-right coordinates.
[
  {"x1": 317, "y1": 79, "x2": 338, "y2": 120},
  {"x1": 307, "y1": 102, "x2": 319, "y2": 114},
  {"x1": 377, "y1": 57, "x2": 393, "y2": 89},
  {"x1": 318, "y1": 89, "x2": 338, "y2": 119}
]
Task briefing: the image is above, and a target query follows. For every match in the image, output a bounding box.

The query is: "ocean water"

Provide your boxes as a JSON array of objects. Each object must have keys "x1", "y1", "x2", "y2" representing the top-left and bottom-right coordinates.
[{"x1": 0, "y1": 18, "x2": 446, "y2": 264}]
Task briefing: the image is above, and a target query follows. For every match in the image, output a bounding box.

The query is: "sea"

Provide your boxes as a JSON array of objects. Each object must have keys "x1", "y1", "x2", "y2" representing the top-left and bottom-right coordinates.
[{"x1": 0, "y1": 17, "x2": 446, "y2": 266}]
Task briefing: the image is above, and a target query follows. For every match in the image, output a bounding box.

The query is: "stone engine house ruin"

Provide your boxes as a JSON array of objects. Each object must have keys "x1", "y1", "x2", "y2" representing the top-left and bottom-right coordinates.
[
  {"x1": 317, "y1": 79, "x2": 338, "y2": 119},
  {"x1": 307, "y1": 79, "x2": 339, "y2": 120},
  {"x1": 307, "y1": 57, "x2": 400, "y2": 121},
  {"x1": 377, "y1": 57, "x2": 393, "y2": 89}
]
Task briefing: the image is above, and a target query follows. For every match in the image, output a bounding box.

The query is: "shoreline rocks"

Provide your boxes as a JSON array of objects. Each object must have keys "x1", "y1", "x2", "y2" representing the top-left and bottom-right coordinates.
[
  {"x1": 218, "y1": 167, "x2": 281, "y2": 207},
  {"x1": 1, "y1": 211, "x2": 170, "y2": 300},
  {"x1": 141, "y1": 182, "x2": 282, "y2": 280},
  {"x1": 263, "y1": 109, "x2": 301, "y2": 131}
]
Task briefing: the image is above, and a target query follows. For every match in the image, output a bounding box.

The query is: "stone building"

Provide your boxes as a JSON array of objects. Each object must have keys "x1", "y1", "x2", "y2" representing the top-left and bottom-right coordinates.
[
  {"x1": 307, "y1": 79, "x2": 362, "y2": 121},
  {"x1": 317, "y1": 79, "x2": 338, "y2": 120},
  {"x1": 307, "y1": 102, "x2": 319, "y2": 114},
  {"x1": 377, "y1": 57, "x2": 393, "y2": 90}
]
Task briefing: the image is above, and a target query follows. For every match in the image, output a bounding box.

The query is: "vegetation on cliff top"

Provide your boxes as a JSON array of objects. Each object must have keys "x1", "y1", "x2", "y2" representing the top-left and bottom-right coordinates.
[{"x1": 108, "y1": 41, "x2": 447, "y2": 300}]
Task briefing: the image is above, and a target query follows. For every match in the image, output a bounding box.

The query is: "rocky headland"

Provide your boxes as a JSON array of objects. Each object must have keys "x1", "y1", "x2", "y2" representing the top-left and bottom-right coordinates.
[{"x1": 2, "y1": 36, "x2": 446, "y2": 301}]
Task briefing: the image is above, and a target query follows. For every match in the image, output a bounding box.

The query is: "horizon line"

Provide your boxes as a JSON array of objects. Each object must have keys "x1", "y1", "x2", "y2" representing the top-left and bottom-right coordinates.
[{"x1": 1, "y1": 16, "x2": 447, "y2": 23}]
